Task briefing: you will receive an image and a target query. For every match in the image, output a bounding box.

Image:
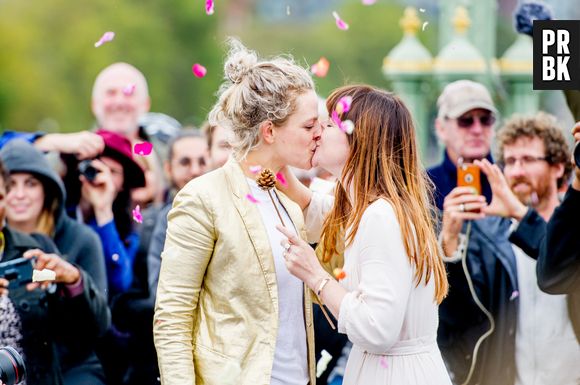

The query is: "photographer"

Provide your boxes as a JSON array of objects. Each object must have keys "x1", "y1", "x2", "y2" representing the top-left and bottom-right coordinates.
[
  {"x1": 0, "y1": 159, "x2": 106, "y2": 385},
  {"x1": 536, "y1": 122, "x2": 580, "y2": 342}
]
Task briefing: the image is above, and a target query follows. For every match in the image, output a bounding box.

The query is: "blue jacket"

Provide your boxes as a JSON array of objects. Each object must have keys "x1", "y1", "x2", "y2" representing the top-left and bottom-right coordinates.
[{"x1": 427, "y1": 151, "x2": 493, "y2": 210}]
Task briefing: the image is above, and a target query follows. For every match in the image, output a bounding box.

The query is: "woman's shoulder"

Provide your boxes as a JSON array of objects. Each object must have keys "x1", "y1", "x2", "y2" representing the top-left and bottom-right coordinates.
[{"x1": 362, "y1": 198, "x2": 396, "y2": 221}]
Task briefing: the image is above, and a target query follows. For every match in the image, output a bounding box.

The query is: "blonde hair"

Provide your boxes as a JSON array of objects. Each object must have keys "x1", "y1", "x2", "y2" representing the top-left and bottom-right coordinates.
[
  {"x1": 321, "y1": 85, "x2": 448, "y2": 303},
  {"x1": 208, "y1": 38, "x2": 314, "y2": 160}
]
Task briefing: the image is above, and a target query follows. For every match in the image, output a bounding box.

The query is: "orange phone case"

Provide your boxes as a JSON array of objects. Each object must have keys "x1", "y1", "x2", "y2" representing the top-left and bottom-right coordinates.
[{"x1": 457, "y1": 163, "x2": 482, "y2": 195}]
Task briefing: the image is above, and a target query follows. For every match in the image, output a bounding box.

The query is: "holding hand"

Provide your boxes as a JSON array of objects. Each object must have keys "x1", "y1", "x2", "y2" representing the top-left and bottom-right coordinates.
[
  {"x1": 23, "y1": 249, "x2": 80, "y2": 291},
  {"x1": 0, "y1": 278, "x2": 8, "y2": 297}
]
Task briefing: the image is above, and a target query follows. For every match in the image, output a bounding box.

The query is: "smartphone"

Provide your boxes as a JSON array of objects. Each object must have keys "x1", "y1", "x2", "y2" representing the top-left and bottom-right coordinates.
[
  {"x1": 0, "y1": 257, "x2": 34, "y2": 289},
  {"x1": 457, "y1": 163, "x2": 482, "y2": 195}
]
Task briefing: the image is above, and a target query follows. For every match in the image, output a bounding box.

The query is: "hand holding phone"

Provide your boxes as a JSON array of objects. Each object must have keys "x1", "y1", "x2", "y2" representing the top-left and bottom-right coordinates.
[
  {"x1": 457, "y1": 163, "x2": 482, "y2": 195},
  {"x1": 0, "y1": 258, "x2": 34, "y2": 289}
]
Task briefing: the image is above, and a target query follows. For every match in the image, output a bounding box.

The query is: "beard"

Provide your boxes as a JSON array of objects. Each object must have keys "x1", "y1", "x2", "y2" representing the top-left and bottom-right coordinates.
[{"x1": 510, "y1": 177, "x2": 550, "y2": 206}]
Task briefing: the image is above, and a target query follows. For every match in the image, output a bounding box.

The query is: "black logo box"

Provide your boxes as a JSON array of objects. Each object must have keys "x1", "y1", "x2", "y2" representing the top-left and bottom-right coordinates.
[{"x1": 533, "y1": 20, "x2": 580, "y2": 90}]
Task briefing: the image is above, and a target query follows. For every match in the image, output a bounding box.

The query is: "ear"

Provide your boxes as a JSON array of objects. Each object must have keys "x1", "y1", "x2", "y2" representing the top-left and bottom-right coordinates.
[
  {"x1": 163, "y1": 160, "x2": 172, "y2": 179},
  {"x1": 552, "y1": 162, "x2": 565, "y2": 180},
  {"x1": 141, "y1": 96, "x2": 151, "y2": 114},
  {"x1": 434, "y1": 118, "x2": 446, "y2": 142},
  {"x1": 260, "y1": 121, "x2": 275, "y2": 144}
]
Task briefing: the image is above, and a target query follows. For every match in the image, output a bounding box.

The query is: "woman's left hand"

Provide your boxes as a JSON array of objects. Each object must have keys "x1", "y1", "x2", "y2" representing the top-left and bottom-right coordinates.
[
  {"x1": 276, "y1": 225, "x2": 328, "y2": 291},
  {"x1": 23, "y1": 249, "x2": 81, "y2": 290}
]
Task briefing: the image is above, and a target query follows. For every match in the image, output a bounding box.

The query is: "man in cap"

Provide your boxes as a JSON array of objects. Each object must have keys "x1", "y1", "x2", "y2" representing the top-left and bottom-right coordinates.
[{"x1": 428, "y1": 80, "x2": 498, "y2": 210}]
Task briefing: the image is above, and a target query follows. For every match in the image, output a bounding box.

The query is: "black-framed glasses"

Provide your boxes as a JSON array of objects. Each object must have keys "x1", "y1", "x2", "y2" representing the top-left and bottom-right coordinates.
[
  {"x1": 451, "y1": 113, "x2": 496, "y2": 128},
  {"x1": 502, "y1": 155, "x2": 549, "y2": 168}
]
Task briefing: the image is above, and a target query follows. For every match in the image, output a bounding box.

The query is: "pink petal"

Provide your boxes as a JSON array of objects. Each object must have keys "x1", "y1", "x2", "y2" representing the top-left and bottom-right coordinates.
[
  {"x1": 122, "y1": 84, "x2": 136, "y2": 96},
  {"x1": 134, "y1": 142, "x2": 153, "y2": 156},
  {"x1": 205, "y1": 0, "x2": 214, "y2": 15},
  {"x1": 379, "y1": 356, "x2": 388, "y2": 368},
  {"x1": 276, "y1": 172, "x2": 288, "y2": 187},
  {"x1": 336, "y1": 96, "x2": 353, "y2": 114},
  {"x1": 94, "y1": 31, "x2": 115, "y2": 47},
  {"x1": 132, "y1": 205, "x2": 143, "y2": 223},
  {"x1": 331, "y1": 110, "x2": 342, "y2": 127},
  {"x1": 192, "y1": 63, "x2": 207, "y2": 78},
  {"x1": 510, "y1": 290, "x2": 519, "y2": 301},
  {"x1": 362, "y1": 0, "x2": 377, "y2": 4},
  {"x1": 249, "y1": 165, "x2": 262, "y2": 174},
  {"x1": 311, "y1": 57, "x2": 330, "y2": 78},
  {"x1": 246, "y1": 194, "x2": 260, "y2": 204},
  {"x1": 332, "y1": 11, "x2": 349, "y2": 31}
]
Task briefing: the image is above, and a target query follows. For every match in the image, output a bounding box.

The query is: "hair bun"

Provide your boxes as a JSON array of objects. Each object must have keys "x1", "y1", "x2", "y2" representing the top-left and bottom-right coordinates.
[{"x1": 224, "y1": 38, "x2": 258, "y2": 84}]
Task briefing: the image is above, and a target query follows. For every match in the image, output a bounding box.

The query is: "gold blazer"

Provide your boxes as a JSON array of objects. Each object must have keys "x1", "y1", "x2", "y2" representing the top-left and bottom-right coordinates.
[{"x1": 153, "y1": 158, "x2": 315, "y2": 385}]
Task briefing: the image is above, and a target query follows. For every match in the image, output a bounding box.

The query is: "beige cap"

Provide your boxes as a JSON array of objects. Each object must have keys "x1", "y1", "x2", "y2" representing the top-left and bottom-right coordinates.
[{"x1": 437, "y1": 80, "x2": 497, "y2": 119}]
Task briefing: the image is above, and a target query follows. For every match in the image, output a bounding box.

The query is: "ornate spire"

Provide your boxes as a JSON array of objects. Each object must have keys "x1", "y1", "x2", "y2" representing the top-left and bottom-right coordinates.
[{"x1": 400, "y1": 7, "x2": 421, "y2": 36}]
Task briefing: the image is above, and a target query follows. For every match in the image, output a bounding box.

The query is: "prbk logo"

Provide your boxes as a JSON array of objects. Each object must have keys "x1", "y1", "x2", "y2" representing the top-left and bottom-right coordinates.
[{"x1": 533, "y1": 20, "x2": 580, "y2": 90}]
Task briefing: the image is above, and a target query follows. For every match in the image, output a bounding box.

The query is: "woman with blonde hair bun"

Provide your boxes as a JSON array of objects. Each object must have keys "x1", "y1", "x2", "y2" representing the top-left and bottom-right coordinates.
[{"x1": 153, "y1": 39, "x2": 322, "y2": 385}]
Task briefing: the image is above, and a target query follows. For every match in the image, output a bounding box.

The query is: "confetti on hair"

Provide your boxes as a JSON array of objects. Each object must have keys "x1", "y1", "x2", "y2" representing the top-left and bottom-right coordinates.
[
  {"x1": 316, "y1": 350, "x2": 333, "y2": 378},
  {"x1": 276, "y1": 172, "x2": 288, "y2": 187},
  {"x1": 510, "y1": 290, "x2": 519, "y2": 301},
  {"x1": 331, "y1": 110, "x2": 342, "y2": 127},
  {"x1": 94, "y1": 31, "x2": 115, "y2": 47},
  {"x1": 249, "y1": 165, "x2": 262, "y2": 174},
  {"x1": 122, "y1": 84, "x2": 136, "y2": 96},
  {"x1": 205, "y1": 0, "x2": 214, "y2": 15},
  {"x1": 336, "y1": 96, "x2": 353, "y2": 115},
  {"x1": 333, "y1": 267, "x2": 346, "y2": 280},
  {"x1": 246, "y1": 194, "x2": 260, "y2": 204},
  {"x1": 379, "y1": 356, "x2": 388, "y2": 368},
  {"x1": 362, "y1": 0, "x2": 377, "y2": 4},
  {"x1": 332, "y1": 11, "x2": 349, "y2": 31},
  {"x1": 192, "y1": 63, "x2": 207, "y2": 78},
  {"x1": 341, "y1": 120, "x2": 355, "y2": 135},
  {"x1": 134, "y1": 142, "x2": 153, "y2": 156},
  {"x1": 132, "y1": 205, "x2": 143, "y2": 223},
  {"x1": 422, "y1": 21, "x2": 429, "y2": 31},
  {"x1": 311, "y1": 57, "x2": 330, "y2": 78}
]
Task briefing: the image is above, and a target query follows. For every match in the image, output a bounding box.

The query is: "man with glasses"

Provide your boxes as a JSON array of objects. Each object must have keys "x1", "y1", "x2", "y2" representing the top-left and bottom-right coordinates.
[
  {"x1": 437, "y1": 112, "x2": 579, "y2": 385},
  {"x1": 428, "y1": 80, "x2": 498, "y2": 211}
]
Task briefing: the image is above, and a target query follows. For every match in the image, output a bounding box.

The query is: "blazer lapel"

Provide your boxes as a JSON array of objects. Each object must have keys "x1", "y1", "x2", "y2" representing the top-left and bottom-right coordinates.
[{"x1": 222, "y1": 159, "x2": 279, "y2": 310}]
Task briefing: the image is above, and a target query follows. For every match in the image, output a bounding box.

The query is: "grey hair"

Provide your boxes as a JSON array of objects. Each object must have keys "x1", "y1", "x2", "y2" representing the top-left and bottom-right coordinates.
[{"x1": 208, "y1": 38, "x2": 315, "y2": 161}]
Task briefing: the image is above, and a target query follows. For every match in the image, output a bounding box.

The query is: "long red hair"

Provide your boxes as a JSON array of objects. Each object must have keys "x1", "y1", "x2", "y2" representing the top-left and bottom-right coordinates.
[{"x1": 320, "y1": 85, "x2": 448, "y2": 303}]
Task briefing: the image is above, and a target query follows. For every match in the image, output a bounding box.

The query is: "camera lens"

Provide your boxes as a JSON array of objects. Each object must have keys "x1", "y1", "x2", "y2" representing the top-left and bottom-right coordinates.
[
  {"x1": 574, "y1": 142, "x2": 580, "y2": 169},
  {"x1": 0, "y1": 346, "x2": 26, "y2": 385}
]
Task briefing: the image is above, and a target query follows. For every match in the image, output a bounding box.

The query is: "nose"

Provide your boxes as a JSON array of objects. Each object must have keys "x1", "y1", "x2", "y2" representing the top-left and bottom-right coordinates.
[
  {"x1": 10, "y1": 183, "x2": 26, "y2": 199},
  {"x1": 470, "y1": 119, "x2": 484, "y2": 135}
]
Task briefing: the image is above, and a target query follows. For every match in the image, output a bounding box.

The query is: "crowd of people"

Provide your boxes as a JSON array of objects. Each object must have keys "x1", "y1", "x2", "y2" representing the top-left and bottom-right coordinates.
[{"x1": 0, "y1": 39, "x2": 578, "y2": 385}]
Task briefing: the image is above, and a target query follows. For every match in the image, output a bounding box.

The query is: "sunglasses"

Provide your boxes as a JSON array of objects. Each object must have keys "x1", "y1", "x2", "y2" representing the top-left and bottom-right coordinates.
[{"x1": 452, "y1": 113, "x2": 496, "y2": 128}]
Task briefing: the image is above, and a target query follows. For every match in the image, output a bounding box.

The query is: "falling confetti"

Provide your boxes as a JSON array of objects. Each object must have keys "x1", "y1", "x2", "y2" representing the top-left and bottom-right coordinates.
[
  {"x1": 333, "y1": 267, "x2": 346, "y2": 280},
  {"x1": 249, "y1": 165, "x2": 262, "y2": 174},
  {"x1": 192, "y1": 63, "x2": 207, "y2": 78},
  {"x1": 132, "y1": 205, "x2": 143, "y2": 223},
  {"x1": 419, "y1": 8, "x2": 426, "y2": 13},
  {"x1": 422, "y1": 21, "x2": 429, "y2": 31},
  {"x1": 336, "y1": 96, "x2": 353, "y2": 115},
  {"x1": 332, "y1": 11, "x2": 349, "y2": 31},
  {"x1": 316, "y1": 350, "x2": 333, "y2": 378},
  {"x1": 134, "y1": 142, "x2": 153, "y2": 156},
  {"x1": 246, "y1": 194, "x2": 260, "y2": 204},
  {"x1": 379, "y1": 356, "x2": 388, "y2": 368},
  {"x1": 276, "y1": 172, "x2": 288, "y2": 187},
  {"x1": 205, "y1": 0, "x2": 214, "y2": 15},
  {"x1": 510, "y1": 290, "x2": 519, "y2": 301},
  {"x1": 311, "y1": 57, "x2": 330, "y2": 78},
  {"x1": 122, "y1": 84, "x2": 136, "y2": 96},
  {"x1": 362, "y1": 0, "x2": 377, "y2": 4},
  {"x1": 94, "y1": 31, "x2": 115, "y2": 48}
]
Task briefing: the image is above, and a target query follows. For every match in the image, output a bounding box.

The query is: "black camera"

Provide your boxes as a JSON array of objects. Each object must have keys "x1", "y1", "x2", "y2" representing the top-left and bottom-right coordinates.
[
  {"x1": 574, "y1": 142, "x2": 580, "y2": 169},
  {"x1": 0, "y1": 346, "x2": 26, "y2": 385},
  {"x1": 0, "y1": 258, "x2": 34, "y2": 289},
  {"x1": 78, "y1": 159, "x2": 100, "y2": 183}
]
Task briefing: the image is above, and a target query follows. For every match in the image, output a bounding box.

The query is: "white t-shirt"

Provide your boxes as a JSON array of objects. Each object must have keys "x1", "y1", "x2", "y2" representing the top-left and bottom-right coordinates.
[{"x1": 247, "y1": 179, "x2": 309, "y2": 385}]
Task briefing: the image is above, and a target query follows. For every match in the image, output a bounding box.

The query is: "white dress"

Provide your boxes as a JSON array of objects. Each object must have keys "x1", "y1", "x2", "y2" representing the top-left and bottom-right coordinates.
[{"x1": 308, "y1": 196, "x2": 452, "y2": 385}]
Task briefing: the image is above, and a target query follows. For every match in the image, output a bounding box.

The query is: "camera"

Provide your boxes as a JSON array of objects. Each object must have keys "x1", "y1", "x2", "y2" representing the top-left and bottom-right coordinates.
[
  {"x1": 78, "y1": 159, "x2": 99, "y2": 183},
  {"x1": 574, "y1": 142, "x2": 580, "y2": 169},
  {"x1": 0, "y1": 346, "x2": 26, "y2": 385},
  {"x1": 0, "y1": 258, "x2": 34, "y2": 289}
]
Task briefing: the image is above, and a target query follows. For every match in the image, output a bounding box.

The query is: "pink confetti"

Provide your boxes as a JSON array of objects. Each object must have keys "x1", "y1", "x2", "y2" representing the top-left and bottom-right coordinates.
[
  {"x1": 134, "y1": 142, "x2": 153, "y2": 156},
  {"x1": 94, "y1": 31, "x2": 115, "y2": 48},
  {"x1": 311, "y1": 57, "x2": 330, "y2": 78},
  {"x1": 336, "y1": 96, "x2": 353, "y2": 115},
  {"x1": 122, "y1": 84, "x2": 136, "y2": 96},
  {"x1": 331, "y1": 110, "x2": 342, "y2": 127},
  {"x1": 192, "y1": 63, "x2": 207, "y2": 78},
  {"x1": 205, "y1": 0, "x2": 214, "y2": 15},
  {"x1": 362, "y1": 0, "x2": 377, "y2": 4},
  {"x1": 249, "y1": 165, "x2": 262, "y2": 174},
  {"x1": 276, "y1": 172, "x2": 288, "y2": 187},
  {"x1": 379, "y1": 356, "x2": 388, "y2": 368},
  {"x1": 332, "y1": 11, "x2": 349, "y2": 31},
  {"x1": 246, "y1": 194, "x2": 260, "y2": 204},
  {"x1": 132, "y1": 205, "x2": 143, "y2": 223},
  {"x1": 510, "y1": 290, "x2": 519, "y2": 301}
]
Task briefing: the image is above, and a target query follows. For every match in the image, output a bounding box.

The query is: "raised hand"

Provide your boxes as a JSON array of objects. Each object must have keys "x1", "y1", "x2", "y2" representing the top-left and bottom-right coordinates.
[{"x1": 23, "y1": 249, "x2": 81, "y2": 291}]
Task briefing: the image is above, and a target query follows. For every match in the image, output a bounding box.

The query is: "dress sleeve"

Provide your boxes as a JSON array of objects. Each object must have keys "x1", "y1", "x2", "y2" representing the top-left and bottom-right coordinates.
[
  {"x1": 304, "y1": 192, "x2": 334, "y2": 243},
  {"x1": 153, "y1": 186, "x2": 216, "y2": 385},
  {"x1": 337, "y1": 203, "x2": 414, "y2": 354}
]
